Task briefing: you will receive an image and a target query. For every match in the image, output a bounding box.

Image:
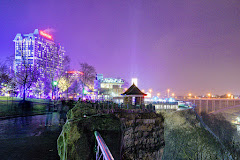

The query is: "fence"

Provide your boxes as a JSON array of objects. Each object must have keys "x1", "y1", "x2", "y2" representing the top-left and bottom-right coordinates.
[
  {"x1": 87, "y1": 102, "x2": 156, "y2": 114},
  {"x1": 94, "y1": 131, "x2": 114, "y2": 160}
]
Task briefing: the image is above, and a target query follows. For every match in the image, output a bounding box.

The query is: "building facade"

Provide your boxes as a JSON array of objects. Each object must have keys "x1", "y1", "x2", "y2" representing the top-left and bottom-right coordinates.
[
  {"x1": 13, "y1": 29, "x2": 64, "y2": 76},
  {"x1": 13, "y1": 29, "x2": 65, "y2": 98},
  {"x1": 94, "y1": 74, "x2": 124, "y2": 100}
]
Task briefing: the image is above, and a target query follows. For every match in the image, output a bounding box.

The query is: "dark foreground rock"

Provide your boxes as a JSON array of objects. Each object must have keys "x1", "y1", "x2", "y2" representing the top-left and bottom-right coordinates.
[{"x1": 57, "y1": 103, "x2": 165, "y2": 160}]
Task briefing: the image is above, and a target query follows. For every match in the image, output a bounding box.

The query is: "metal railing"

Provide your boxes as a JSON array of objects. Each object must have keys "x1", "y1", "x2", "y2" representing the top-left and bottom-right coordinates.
[{"x1": 94, "y1": 131, "x2": 114, "y2": 160}]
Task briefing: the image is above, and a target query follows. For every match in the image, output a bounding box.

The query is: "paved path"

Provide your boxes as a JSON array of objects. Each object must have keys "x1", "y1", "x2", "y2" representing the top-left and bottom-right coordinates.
[{"x1": 0, "y1": 113, "x2": 62, "y2": 160}]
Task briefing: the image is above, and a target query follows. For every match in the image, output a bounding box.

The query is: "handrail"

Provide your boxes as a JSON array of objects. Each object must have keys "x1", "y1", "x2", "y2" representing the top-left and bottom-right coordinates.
[{"x1": 94, "y1": 131, "x2": 114, "y2": 160}]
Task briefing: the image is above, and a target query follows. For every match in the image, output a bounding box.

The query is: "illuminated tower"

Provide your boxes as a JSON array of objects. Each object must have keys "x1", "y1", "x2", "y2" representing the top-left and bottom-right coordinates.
[{"x1": 13, "y1": 29, "x2": 65, "y2": 77}]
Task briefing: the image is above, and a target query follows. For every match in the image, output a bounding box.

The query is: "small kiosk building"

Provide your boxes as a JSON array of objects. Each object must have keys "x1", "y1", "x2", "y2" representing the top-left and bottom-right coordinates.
[{"x1": 121, "y1": 84, "x2": 147, "y2": 106}]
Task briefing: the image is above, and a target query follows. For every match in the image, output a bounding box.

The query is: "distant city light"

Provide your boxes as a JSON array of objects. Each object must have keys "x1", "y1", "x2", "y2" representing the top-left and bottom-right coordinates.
[{"x1": 168, "y1": 98, "x2": 175, "y2": 102}]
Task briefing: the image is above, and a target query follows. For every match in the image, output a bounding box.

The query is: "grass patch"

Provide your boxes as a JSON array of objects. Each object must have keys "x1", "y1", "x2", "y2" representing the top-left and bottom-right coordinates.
[{"x1": 162, "y1": 110, "x2": 228, "y2": 159}]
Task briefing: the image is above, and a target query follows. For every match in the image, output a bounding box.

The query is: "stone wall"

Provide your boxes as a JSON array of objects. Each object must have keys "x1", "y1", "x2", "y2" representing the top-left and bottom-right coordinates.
[
  {"x1": 57, "y1": 103, "x2": 165, "y2": 160},
  {"x1": 116, "y1": 112, "x2": 164, "y2": 160}
]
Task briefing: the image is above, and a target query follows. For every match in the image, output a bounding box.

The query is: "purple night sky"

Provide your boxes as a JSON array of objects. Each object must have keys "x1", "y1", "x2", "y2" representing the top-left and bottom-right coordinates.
[{"x1": 1, "y1": 0, "x2": 240, "y2": 96}]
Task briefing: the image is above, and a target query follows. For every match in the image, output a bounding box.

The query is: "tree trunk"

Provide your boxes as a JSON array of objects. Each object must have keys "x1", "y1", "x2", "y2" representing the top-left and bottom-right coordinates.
[{"x1": 23, "y1": 82, "x2": 26, "y2": 101}]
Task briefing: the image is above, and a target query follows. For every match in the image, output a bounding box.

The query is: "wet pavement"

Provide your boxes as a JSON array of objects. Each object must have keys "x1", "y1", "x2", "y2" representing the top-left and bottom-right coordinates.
[{"x1": 0, "y1": 113, "x2": 62, "y2": 160}]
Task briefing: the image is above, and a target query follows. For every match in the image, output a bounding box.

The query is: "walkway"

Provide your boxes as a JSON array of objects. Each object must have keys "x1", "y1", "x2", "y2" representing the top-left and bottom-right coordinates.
[{"x1": 0, "y1": 113, "x2": 62, "y2": 160}]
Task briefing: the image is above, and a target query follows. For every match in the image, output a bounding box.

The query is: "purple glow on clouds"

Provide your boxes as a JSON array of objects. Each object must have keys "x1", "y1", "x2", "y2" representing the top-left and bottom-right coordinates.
[{"x1": 0, "y1": 0, "x2": 240, "y2": 95}]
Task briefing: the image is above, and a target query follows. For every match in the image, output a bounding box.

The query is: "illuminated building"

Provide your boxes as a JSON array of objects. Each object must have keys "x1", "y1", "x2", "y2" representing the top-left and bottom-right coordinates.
[
  {"x1": 13, "y1": 29, "x2": 65, "y2": 97},
  {"x1": 121, "y1": 84, "x2": 147, "y2": 106},
  {"x1": 94, "y1": 74, "x2": 125, "y2": 100},
  {"x1": 13, "y1": 29, "x2": 65, "y2": 75}
]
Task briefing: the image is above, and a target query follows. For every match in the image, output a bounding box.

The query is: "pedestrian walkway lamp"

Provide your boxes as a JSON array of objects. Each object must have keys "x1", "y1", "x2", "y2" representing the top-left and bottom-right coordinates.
[
  {"x1": 52, "y1": 81, "x2": 58, "y2": 100},
  {"x1": 53, "y1": 81, "x2": 58, "y2": 86}
]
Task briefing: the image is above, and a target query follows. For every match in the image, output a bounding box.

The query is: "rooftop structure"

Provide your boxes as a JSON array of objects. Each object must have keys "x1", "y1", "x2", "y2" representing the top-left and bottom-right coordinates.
[{"x1": 122, "y1": 83, "x2": 147, "y2": 106}]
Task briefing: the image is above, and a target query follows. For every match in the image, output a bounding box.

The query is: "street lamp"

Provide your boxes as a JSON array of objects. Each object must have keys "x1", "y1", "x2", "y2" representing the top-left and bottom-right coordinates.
[
  {"x1": 188, "y1": 93, "x2": 192, "y2": 97},
  {"x1": 207, "y1": 93, "x2": 211, "y2": 98},
  {"x1": 227, "y1": 93, "x2": 231, "y2": 99},
  {"x1": 167, "y1": 89, "x2": 170, "y2": 98},
  {"x1": 52, "y1": 81, "x2": 58, "y2": 99},
  {"x1": 157, "y1": 93, "x2": 160, "y2": 97},
  {"x1": 148, "y1": 89, "x2": 152, "y2": 98},
  {"x1": 172, "y1": 93, "x2": 175, "y2": 97},
  {"x1": 53, "y1": 81, "x2": 58, "y2": 86}
]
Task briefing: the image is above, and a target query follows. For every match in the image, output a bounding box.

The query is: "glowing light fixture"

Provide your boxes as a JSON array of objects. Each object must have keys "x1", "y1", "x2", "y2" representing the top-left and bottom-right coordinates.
[
  {"x1": 53, "y1": 81, "x2": 58, "y2": 86},
  {"x1": 207, "y1": 93, "x2": 211, "y2": 98},
  {"x1": 131, "y1": 78, "x2": 138, "y2": 86},
  {"x1": 39, "y1": 30, "x2": 53, "y2": 40},
  {"x1": 66, "y1": 71, "x2": 84, "y2": 75}
]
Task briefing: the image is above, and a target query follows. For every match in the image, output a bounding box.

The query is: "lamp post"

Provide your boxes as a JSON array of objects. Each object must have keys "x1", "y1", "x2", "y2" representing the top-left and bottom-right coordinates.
[
  {"x1": 52, "y1": 81, "x2": 58, "y2": 110},
  {"x1": 188, "y1": 93, "x2": 192, "y2": 98},
  {"x1": 52, "y1": 81, "x2": 58, "y2": 99},
  {"x1": 207, "y1": 93, "x2": 211, "y2": 98},
  {"x1": 167, "y1": 89, "x2": 170, "y2": 98},
  {"x1": 149, "y1": 89, "x2": 152, "y2": 98},
  {"x1": 227, "y1": 93, "x2": 231, "y2": 99}
]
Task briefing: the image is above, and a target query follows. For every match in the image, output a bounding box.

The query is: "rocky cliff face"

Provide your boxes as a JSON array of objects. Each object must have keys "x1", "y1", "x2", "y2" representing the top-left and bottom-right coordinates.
[
  {"x1": 57, "y1": 103, "x2": 165, "y2": 160},
  {"x1": 116, "y1": 112, "x2": 164, "y2": 160},
  {"x1": 57, "y1": 103, "x2": 121, "y2": 160}
]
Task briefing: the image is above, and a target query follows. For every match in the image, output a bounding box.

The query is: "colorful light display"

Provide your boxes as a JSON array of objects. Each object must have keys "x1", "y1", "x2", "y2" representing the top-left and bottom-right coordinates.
[
  {"x1": 66, "y1": 71, "x2": 84, "y2": 75},
  {"x1": 39, "y1": 30, "x2": 53, "y2": 40}
]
